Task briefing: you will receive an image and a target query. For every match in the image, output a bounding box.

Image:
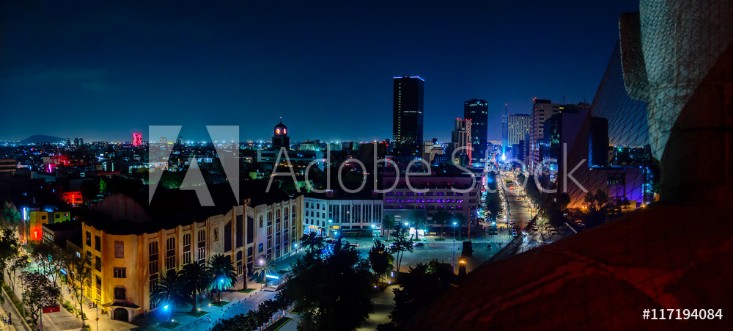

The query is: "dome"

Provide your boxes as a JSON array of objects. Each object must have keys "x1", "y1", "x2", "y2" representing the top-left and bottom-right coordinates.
[{"x1": 274, "y1": 120, "x2": 287, "y2": 135}]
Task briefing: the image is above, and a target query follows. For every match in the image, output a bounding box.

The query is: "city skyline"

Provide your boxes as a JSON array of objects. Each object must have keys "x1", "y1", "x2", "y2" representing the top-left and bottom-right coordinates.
[{"x1": 1, "y1": 0, "x2": 638, "y2": 142}]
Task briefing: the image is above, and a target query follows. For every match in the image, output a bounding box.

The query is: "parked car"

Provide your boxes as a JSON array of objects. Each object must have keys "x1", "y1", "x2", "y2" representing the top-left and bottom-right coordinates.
[{"x1": 414, "y1": 242, "x2": 425, "y2": 247}]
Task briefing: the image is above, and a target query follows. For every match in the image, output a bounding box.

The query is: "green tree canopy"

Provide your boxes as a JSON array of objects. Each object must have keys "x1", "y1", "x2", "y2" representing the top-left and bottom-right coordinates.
[
  {"x1": 208, "y1": 254, "x2": 236, "y2": 302},
  {"x1": 180, "y1": 261, "x2": 212, "y2": 312},
  {"x1": 284, "y1": 240, "x2": 373, "y2": 330},
  {"x1": 368, "y1": 240, "x2": 393, "y2": 285}
]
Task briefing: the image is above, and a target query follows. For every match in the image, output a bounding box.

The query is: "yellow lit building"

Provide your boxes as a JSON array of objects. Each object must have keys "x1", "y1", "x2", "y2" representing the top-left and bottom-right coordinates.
[
  {"x1": 28, "y1": 210, "x2": 71, "y2": 242},
  {"x1": 79, "y1": 191, "x2": 302, "y2": 322}
]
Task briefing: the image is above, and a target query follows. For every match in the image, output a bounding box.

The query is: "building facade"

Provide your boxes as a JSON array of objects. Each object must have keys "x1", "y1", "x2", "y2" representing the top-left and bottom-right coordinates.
[
  {"x1": 382, "y1": 175, "x2": 481, "y2": 228},
  {"x1": 302, "y1": 195, "x2": 383, "y2": 237},
  {"x1": 529, "y1": 99, "x2": 561, "y2": 173},
  {"x1": 464, "y1": 99, "x2": 488, "y2": 165},
  {"x1": 450, "y1": 118, "x2": 472, "y2": 166},
  {"x1": 507, "y1": 114, "x2": 531, "y2": 146},
  {"x1": 78, "y1": 193, "x2": 302, "y2": 322},
  {"x1": 392, "y1": 76, "x2": 425, "y2": 157}
]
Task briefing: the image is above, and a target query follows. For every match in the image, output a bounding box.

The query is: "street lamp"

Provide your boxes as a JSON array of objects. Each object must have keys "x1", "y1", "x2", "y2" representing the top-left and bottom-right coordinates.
[
  {"x1": 163, "y1": 303, "x2": 171, "y2": 325},
  {"x1": 452, "y1": 221, "x2": 458, "y2": 271}
]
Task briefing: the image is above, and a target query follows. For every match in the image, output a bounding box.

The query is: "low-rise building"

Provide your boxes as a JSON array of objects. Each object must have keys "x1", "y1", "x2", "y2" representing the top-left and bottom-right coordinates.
[
  {"x1": 382, "y1": 173, "x2": 481, "y2": 230},
  {"x1": 74, "y1": 187, "x2": 301, "y2": 322},
  {"x1": 302, "y1": 192, "x2": 383, "y2": 237}
]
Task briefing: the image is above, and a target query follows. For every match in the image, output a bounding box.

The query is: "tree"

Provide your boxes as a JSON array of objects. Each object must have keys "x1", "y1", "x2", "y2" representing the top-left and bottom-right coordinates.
[
  {"x1": 0, "y1": 202, "x2": 21, "y2": 228},
  {"x1": 179, "y1": 261, "x2": 211, "y2": 313},
  {"x1": 409, "y1": 210, "x2": 428, "y2": 241},
  {"x1": 299, "y1": 231, "x2": 324, "y2": 254},
  {"x1": 7, "y1": 254, "x2": 29, "y2": 295},
  {"x1": 584, "y1": 190, "x2": 610, "y2": 228},
  {"x1": 368, "y1": 240, "x2": 393, "y2": 285},
  {"x1": 283, "y1": 239, "x2": 373, "y2": 330},
  {"x1": 61, "y1": 252, "x2": 93, "y2": 326},
  {"x1": 252, "y1": 258, "x2": 274, "y2": 287},
  {"x1": 151, "y1": 269, "x2": 188, "y2": 315},
  {"x1": 255, "y1": 299, "x2": 278, "y2": 326},
  {"x1": 388, "y1": 260, "x2": 456, "y2": 328},
  {"x1": 555, "y1": 192, "x2": 570, "y2": 211},
  {"x1": 0, "y1": 228, "x2": 20, "y2": 278},
  {"x1": 388, "y1": 227, "x2": 413, "y2": 274},
  {"x1": 431, "y1": 211, "x2": 451, "y2": 238},
  {"x1": 30, "y1": 241, "x2": 64, "y2": 284},
  {"x1": 208, "y1": 254, "x2": 236, "y2": 303},
  {"x1": 584, "y1": 189, "x2": 609, "y2": 213},
  {"x1": 382, "y1": 215, "x2": 397, "y2": 240},
  {"x1": 212, "y1": 293, "x2": 291, "y2": 331},
  {"x1": 20, "y1": 271, "x2": 61, "y2": 327}
]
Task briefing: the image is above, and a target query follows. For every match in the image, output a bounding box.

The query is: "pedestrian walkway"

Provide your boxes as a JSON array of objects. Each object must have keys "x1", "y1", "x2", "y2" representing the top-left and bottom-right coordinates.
[
  {"x1": 1, "y1": 286, "x2": 27, "y2": 331},
  {"x1": 131, "y1": 279, "x2": 278, "y2": 331}
]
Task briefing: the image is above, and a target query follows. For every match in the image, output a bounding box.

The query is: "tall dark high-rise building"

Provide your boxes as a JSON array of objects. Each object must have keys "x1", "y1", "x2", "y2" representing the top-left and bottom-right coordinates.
[
  {"x1": 392, "y1": 76, "x2": 424, "y2": 157},
  {"x1": 589, "y1": 117, "x2": 609, "y2": 167},
  {"x1": 501, "y1": 104, "x2": 508, "y2": 157},
  {"x1": 464, "y1": 99, "x2": 488, "y2": 165}
]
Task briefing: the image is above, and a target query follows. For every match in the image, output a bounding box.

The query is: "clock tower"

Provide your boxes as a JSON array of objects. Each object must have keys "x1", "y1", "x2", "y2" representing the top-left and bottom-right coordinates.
[{"x1": 272, "y1": 120, "x2": 289, "y2": 150}]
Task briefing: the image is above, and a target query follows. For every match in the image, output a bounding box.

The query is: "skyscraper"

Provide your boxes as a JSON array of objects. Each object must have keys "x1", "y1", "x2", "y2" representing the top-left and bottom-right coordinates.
[
  {"x1": 529, "y1": 98, "x2": 561, "y2": 172},
  {"x1": 508, "y1": 114, "x2": 531, "y2": 161},
  {"x1": 501, "y1": 104, "x2": 508, "y2": 157},
  {"x1": 392, "y1": 76, "x2": 424, "y2": 157},
  {"x1": 507, "y1": 114, "x2": 531, "y2": 146},
  {"x1": 464, "y1": 99, "x2": 488, "y2": 165},
  {"x1": 450, "y1": 118, "x2": 472, "y2": 166}
]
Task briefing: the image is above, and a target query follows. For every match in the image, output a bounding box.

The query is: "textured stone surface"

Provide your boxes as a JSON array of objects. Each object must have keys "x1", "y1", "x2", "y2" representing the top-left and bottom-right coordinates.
[
  {"x1": 414, "y1": 2, "x2": 733, "y2": 329},
  {"x1": 621, "y1": 0, "x2": 733, "y2": 203},
  {"x1": 594, "y1": 41, "x2": 649, "y2": 148},
  {"x1": 411, "y1": 204, "x2": 733, "y2": 331}
]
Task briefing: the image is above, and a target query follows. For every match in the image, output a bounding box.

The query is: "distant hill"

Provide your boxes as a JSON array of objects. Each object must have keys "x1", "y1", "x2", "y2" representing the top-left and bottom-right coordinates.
[{"x1": 20, "y1": 135, "x2": 65, "y2": 144}]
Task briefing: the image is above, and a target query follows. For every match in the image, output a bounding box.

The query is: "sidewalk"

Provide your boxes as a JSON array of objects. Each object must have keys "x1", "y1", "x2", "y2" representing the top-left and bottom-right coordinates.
[
  {"x1": 57, "y1": 282, "x2": 135, "y2": 331},
  {"x1": 1, "y1": 286, "x2": 28, "y2": 331},
  {"x1": 131, "y1": 278, "x2": 280, "y2": 331}
]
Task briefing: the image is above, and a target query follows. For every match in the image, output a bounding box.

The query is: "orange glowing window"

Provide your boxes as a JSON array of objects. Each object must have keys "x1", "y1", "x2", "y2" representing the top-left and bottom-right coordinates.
[
  {"x1": 63, "y1": 191, "x2": 83, "y2": 205},
  {"x1": 275, "y1": 128, "x2": 281, "y2": 135}
]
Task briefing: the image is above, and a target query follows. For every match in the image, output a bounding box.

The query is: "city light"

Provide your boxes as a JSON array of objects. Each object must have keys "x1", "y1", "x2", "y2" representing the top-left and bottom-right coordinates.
[{"x1": 2, "y1": 2, "x2": 724, "y2": 330}]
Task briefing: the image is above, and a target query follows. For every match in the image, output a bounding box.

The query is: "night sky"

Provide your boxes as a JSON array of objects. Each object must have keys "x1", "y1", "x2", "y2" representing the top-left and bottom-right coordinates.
[{"x1": 1, "y1": 0, "x2": 638, "y2": 143}]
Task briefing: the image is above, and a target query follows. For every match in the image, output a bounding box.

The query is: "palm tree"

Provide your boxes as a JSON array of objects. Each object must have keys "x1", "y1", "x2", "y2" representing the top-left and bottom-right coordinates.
[
  {"x1": 151, "y1": 269, "x2": 188, "y2": 320},
  {"x1": 382, "y1": 215, "x2": 396, "y2": 240},
  {"x1": 299, "y1": 232, "x2": 324, "y2": 253},
  {"x1": 208, "y1": 254, "x2": 237, "y2": 303},
  {"x1": 179, "y1": 261, "x2": 211, "y2": 313},
  {"x1": 252, "y1": 257, "x2": 274, "y2": 288},
  {"x1": 432, "y1": 211, "x2": 451, "y2": 238},
  {"x1": 410, "y1": 210, "x2": 428, "y2": 241}
]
